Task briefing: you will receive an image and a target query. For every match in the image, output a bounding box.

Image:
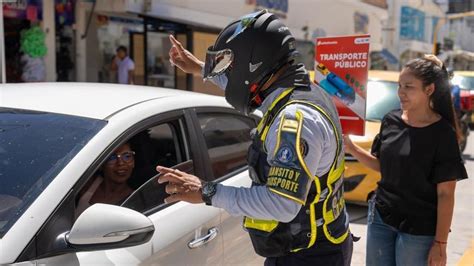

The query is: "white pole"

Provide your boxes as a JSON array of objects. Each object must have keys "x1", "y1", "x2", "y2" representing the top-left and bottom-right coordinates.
[
  {"x1": 43, "y1": 0, "x2": 56, "y2": 82},
  {"x1": 0, "y1": 4, "x2": 6, "y2": 83}
]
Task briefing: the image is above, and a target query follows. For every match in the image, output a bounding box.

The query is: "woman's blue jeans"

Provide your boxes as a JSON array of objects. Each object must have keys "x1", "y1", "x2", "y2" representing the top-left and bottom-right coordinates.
[{"x1": 366, "y1": 198, "x2": 435, "y2": 266}]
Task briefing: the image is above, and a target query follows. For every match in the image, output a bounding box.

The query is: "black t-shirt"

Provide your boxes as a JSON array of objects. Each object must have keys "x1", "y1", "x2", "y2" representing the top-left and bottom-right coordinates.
[{"x1": 371, "y1": 109, "x2": 468, "y2": 235}]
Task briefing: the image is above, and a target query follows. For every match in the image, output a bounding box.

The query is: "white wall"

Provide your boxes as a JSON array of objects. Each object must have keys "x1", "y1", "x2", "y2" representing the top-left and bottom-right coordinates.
[
  {"x1": 42, "y1": 0, "x2": 56, "y2": 82},
  {"x1": 388, "y1": 0, "x2": 445, "y2": 57},
  {"x1": 95, "y1": 0, "x2": 145, "y2": 13},
  {"x1": 75, "y1": 1, "x2": 91, "y2": 82},
  {"x1": 288, "y1": 0, "x2": 387, "y2": 51},
  {"x1": 150, "y1": 0, "x2": 387, "y2": 50},
  {"x1": 445, "y1": 17, "x2": 474, "y2": 52}
]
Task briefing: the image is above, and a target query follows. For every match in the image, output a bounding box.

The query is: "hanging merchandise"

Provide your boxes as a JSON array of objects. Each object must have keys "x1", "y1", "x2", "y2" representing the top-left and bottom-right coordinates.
[
  {"x1": 20, "y1": 25, "x2": 47, "y2": 58},
  {"x1": 21, "y1": 54, "x2": 46, "y2": 82},
  {"x1": 20, "y1": 26, "x2": 47, "y2": 81}
]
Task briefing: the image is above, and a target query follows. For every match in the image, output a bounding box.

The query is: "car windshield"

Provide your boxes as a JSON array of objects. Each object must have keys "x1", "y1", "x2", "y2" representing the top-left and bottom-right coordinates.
[
  {"x1": 0, "y1": 108, "x2": 106, "y2": 238},
  {"x1": 366, "y1": 80, "x2": 400, "y2": 121},
  {"x1": 452, "y1": 75, "x2": 474, "y2": 90}
]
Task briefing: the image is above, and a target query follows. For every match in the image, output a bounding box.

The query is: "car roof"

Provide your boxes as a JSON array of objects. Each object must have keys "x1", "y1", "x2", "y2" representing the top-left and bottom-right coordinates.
[
  {"x1": 368, "y1": 70, "x2": 399, "y2": 82},
  {"x1": 0, "y1": 82, "x2": 225, "y2": 119},
  {"x1": 454, "y1": 71, "x2": 474, "y2": 77}
]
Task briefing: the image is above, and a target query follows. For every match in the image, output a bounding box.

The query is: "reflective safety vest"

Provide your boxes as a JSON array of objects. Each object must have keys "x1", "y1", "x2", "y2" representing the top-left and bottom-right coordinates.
[{"x1": 244, "y1": 85, "x2": 349, "y2": 258}]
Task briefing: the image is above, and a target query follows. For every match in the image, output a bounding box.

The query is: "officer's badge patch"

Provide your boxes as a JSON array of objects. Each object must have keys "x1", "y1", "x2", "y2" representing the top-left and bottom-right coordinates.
[
  {"x1": 300, "y1": 139, "x2": 309, "y2": 158},
  {"x1": 276, "y1": 146, "x2": 293, "y2": 163}
]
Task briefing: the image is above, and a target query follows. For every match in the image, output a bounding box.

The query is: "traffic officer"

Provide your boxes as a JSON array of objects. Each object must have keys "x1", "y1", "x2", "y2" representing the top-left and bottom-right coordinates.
[{"x1": 157, "y1": 10, "x2": 353, "y2": 266}]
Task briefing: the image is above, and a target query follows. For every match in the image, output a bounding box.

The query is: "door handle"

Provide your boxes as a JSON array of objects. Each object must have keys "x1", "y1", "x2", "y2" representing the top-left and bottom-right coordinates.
[{"x1": 188, "y1": 227, "x2": 219, "y2": 249}]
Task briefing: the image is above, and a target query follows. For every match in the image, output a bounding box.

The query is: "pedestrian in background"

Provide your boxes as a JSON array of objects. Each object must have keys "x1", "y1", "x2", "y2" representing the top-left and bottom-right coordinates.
[
  {"x1": 111, "y1": 46, "x2": 135, "y2": 84},
  {"x1": 344, "y1": 54, "x2": 468, "y2": 266},
  {"x1": 448, "y1": 68, "x2": 462, "y2": 118}
]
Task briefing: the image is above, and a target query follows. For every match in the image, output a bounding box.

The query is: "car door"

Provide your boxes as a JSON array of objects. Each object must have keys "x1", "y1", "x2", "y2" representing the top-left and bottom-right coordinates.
[
  {"x1": 123, "y1": 111, "x2": 223, "y2": 266},
  {"x1": 29, "y1": 110, "x2": 223, "y2": 265},
  {"x1": 192, "y1": 108, "x2": 265, "y2": 265}
]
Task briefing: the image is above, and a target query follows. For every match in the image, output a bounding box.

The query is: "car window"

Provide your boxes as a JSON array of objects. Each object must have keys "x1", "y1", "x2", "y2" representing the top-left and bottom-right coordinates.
[
  {"x1": 366, "y1": 80, "x2": 400, "y2": 121},
  {"x1": 0, "y1": 108, "x2": 106, "y2": 238},
  {"x1": 122, "y1": 121, "x2": 191, "y2": 214},
  {"x1": 76, "y1": 119, "x2": 191, "y2": 217},
  {"x1": 198, "y1": 113, "x2": 254, "y2": 180}
]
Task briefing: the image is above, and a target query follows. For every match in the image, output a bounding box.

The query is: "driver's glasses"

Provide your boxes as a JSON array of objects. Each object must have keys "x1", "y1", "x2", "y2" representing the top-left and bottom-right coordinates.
[{"x1": 106, "y1": 151, "x2": 135, "y2": 165}]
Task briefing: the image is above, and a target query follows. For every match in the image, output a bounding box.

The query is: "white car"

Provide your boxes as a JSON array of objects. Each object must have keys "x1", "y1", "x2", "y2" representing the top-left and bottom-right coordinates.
[{"x1": 0, "y1": 83, "x2": 264, "y2": 265}]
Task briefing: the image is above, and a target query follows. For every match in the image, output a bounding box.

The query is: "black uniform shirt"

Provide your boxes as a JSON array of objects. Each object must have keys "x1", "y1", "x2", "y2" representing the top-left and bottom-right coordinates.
[{"x1": 371, "y1": 109, "x2": 468, "y2": 235}]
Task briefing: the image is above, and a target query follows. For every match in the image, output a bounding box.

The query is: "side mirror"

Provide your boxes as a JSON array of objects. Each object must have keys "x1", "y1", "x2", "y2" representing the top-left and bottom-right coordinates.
[{"x1": 66, "y1": 204, "x2": 154, "y2": 250}]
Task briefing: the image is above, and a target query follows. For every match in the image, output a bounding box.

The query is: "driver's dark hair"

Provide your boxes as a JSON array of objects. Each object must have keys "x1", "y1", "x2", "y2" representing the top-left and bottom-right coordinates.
[{"x1": 404, "y1": 55, "x2": 460, "y2": 140}]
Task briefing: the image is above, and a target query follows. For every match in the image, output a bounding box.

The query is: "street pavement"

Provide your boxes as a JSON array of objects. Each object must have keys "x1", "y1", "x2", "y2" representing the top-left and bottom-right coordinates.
[{"x1": 348, "y1": 129, "x2": 474, "y2": 266}]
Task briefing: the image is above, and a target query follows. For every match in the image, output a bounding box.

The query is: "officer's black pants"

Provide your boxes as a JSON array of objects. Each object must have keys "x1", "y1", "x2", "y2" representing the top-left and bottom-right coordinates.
[{"x1": 264, "y1": 234, "x2": 353, "y2": 266}]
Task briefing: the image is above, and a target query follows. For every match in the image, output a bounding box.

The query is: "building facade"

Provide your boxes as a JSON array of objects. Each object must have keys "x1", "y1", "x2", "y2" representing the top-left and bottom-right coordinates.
[{"x1": 74, "y1": 0, "x2": 390, "y2": 92}]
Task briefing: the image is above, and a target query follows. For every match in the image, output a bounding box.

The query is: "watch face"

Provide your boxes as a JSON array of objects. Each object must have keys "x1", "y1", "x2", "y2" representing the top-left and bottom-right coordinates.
[
  {"x1": 203, "y1": 183, "x2": 210, "y2": 194},
  {"x1": 203, "y1": 182, "x2": 215, "y2": 196}
]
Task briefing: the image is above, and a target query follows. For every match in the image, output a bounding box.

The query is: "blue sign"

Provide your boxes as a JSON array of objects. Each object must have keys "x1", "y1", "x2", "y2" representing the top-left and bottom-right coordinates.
[{"x1": 400, "y1": 6, "x2": 425, "y2": 41}]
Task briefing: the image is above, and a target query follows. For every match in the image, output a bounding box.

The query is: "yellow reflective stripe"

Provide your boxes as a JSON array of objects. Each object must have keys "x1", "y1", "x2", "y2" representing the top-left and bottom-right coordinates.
[
  {"x1": 294, "y1": 110, "x2": 315, "y2": 182},
  {"x1": 328, "y1": 160, "x2": 345, "y2": 183},
  {"x1": 244, "y1": 217, "x2": 279, "y2": 232},
  {"x1": 322, "y1": 161, "x2": 348, "y2": 244},
  {"x1": 323, "y1": 216, "x2": 349, "y2": 244},
  {"x1": 295, "y1": 110, "x2": 321, "y2": 249},
  {"x1": 261, "y1": 98, "x2": 349, "y2": 248},
  {"x1": 291, "y1": 247, "x2": 305, "y2": 253},
  {"x1": 324, "y1": 163, "x2": 346, "y2": 223},
  {"x1": 258, "y1": 88, "x2": 294, "y2": 139},
  {"x1": 285, "y1": 100, "x2": 342, "y2": 164},
  {"x1": 269, "y1": 188, "x2": 306, "y2": 205},
  {"x1": 272, "y1": 113, "x2": 287, "y2": 157},
  {"x1": 324, "y1": 197, "x2": 346, "y2": 222},
  {"x1": 291, "y1": 101, "x2": 348, "y2": 245}
]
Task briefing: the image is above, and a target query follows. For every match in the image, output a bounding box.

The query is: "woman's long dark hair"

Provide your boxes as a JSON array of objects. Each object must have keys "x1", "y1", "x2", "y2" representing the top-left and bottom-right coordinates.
[{"x1": 404, "y1": 55, "x2": 461, "y2": 140}]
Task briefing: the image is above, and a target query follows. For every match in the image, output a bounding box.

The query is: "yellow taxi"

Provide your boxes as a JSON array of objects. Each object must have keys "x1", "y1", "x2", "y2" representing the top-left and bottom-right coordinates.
[
  {"x1": 310, "y1": 70, "x2": 400, "y2": 205},
  {"x1": 344, "y1": 71, "x2": 400, "y2": 204}
]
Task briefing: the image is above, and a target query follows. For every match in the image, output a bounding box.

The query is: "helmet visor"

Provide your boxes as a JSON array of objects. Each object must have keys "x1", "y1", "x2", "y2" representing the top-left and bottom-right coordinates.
[{"x1": 203, "y1": 47, "x2": 234, "y2": 80}]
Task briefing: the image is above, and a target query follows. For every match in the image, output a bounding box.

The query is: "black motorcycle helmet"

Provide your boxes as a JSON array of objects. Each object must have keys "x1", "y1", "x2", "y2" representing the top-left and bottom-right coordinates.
[{"x1": 203, "y1": 10, "x2": 298, "y2": 115}]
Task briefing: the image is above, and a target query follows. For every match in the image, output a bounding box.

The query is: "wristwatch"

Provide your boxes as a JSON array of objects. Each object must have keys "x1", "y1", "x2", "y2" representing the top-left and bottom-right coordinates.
[{"x1": 201, "y1": 181, "x2": 217, "y2": 206}]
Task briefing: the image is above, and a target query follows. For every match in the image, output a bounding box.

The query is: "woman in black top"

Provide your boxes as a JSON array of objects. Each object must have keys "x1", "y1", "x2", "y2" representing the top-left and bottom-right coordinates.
[{"x1": 345, "y1": 55, "x2": 468, "y2": 266}]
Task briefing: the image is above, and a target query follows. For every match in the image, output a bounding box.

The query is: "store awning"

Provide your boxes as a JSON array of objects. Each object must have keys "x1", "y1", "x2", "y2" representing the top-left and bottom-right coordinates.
[{"x1": 133, "y1": 3, "x2": 230, "y2": 32}]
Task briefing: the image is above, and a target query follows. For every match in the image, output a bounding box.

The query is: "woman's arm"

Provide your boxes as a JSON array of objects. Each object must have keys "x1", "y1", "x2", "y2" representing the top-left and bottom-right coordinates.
[
  {"x1": 343, "y1": 135, "x2": 381, "y2": 172},
  {"x1": 428, "y1": 180, "x2": 456, "y2": 266}
]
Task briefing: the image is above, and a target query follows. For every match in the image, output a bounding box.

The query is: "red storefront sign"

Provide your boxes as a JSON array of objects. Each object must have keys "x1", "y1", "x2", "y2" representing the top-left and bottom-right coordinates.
[{"x1": 314, "y1": 34, "x2": 370, "y2": 135}]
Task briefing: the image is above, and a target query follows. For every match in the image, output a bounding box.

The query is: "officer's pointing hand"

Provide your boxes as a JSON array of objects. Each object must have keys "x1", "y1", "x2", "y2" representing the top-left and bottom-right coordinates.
[
  {"x1": 169, "y1": 35, "x2": 204, "y2": 76},
  {"x1": 156, "y1": 165, "x2": 204, "y2": 204}
]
